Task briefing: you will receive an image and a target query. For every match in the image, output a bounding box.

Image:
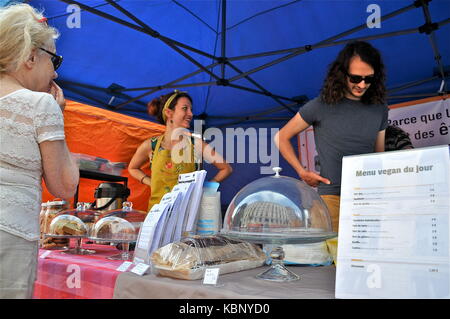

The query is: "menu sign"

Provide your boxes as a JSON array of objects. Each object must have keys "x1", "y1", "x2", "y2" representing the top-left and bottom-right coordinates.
[{"x1": 335, "y1": 145, "x2": 450, "y2": 299}]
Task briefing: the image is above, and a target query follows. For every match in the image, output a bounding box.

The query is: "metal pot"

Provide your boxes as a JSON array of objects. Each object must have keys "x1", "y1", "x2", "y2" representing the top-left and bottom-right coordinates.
[{"x1": 92, "y1": 182, "x2": 130, "y2": 212}]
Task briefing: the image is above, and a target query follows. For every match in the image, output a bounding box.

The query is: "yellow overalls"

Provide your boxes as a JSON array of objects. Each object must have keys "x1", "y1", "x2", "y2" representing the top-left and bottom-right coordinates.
[{"x1": 148, "y1": 135, "x2": 196, "y2": 210}]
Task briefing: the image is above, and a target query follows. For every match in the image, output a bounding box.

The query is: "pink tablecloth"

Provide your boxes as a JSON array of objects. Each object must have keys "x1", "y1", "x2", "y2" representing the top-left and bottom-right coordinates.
[{"x1": 33, "y1": 243, "x2": 129, "y2": 299}]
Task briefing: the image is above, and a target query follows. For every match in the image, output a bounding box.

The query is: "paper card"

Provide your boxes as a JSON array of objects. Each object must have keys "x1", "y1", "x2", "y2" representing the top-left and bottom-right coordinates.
[
  {"x1": 335, "y1": 145, "x2": 450, "y2": 299},
  {"x1": 131, "y1": 263, "x2": 150, "y2": 276},
  {"x1": 133, "y1": 203, "x2": 167, "y2": 265},
  {"x1": 173, "y1": 182, "x2": 195, "y2": 242},
  {"x1": 116, "y1": 261, "x2": 133, "y2": 272},
  {"x1": 184, "y1": 170, "x2": 207, "y2": 232},
  {"x1": 203, "y1": 268, "x2": 220, "y2": 285}
]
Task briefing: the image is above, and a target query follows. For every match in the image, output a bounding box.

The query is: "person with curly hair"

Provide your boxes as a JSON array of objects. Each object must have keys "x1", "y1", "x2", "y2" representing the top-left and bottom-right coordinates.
[
  {"x1": 275, "y1": 41, "x2": 388, "y2": 233},
  {"x1": 385, "y1": 125, "x2": 414, "y2": 151}
]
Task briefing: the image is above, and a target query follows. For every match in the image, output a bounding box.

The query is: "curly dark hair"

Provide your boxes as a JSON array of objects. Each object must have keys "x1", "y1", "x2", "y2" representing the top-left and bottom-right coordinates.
[
  {"x1": 385, "y1": 125, "x2": 414, "y2": 151},
  {"x1": 320, "y1": 41, "x2": 386, "y2": 105},
  {"x1": 147, "y1": 91, "x2": 193, "y2": 124}
]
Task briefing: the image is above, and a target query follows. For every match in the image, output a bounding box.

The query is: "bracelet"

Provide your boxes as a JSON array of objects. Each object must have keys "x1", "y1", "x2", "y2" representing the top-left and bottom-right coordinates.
[{"x1": 140, "y1": 175, "x2": 148, "y2": 184}]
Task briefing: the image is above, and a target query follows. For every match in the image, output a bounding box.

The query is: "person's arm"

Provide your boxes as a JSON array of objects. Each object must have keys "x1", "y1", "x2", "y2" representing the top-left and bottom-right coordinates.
[
  {"x1": 375, "y1": 129, "x2": 386, "y2": 152},
  {"x1": 274, "y1": 113, "x2": 330, "y2": 187},
  {"x1": 200, "y1": 140, "x2": 232, "y2": 182},
  {"x1": 40, "y1": 140, "x2": 79, "y2": 199},
  {"x1": 128, "y1": 139, "x2": 152, "y2": 186}
]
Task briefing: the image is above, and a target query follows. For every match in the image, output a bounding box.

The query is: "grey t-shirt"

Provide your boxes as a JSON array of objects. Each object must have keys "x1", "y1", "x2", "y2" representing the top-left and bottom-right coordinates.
[{"x1": 298, "y1": 96, "x2": 388, "y2": 195}]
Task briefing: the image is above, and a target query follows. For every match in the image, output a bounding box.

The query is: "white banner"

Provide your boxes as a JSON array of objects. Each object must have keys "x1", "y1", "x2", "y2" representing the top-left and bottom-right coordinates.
[{"x1": 388, "y1": 97, "x2": 450, "y2": 148}]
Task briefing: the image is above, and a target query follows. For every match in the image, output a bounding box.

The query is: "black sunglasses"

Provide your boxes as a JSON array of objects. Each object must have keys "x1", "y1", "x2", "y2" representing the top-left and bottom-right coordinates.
[
  {"x1": 347, "y1": 73, "x2": 375, "y2": 84},
  {"x1": 39, "y1": 48, "x2": 63, "y2": 71}
]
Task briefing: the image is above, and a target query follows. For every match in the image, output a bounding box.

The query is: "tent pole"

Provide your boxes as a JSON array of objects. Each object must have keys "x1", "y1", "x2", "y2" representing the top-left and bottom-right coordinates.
[
  {"x1": 101, "y1": 0, "x2": 221, "y2": 83},
  {"x1": 120, "y1": 61, "x2": 222, "y2": 92},
  {"x1": 388, "y1": 92, "x2": 449, "y2": 100},
  {"x1": 228, "y1": 2, "x2": 417, "y2": 62},
  {"x1": 227, "y1": 24, "x2": 425, "y2": 83},
  {"x1": 62, "y1": 85, "x2": 113, "y2": 108},
  {"x1": 387, "y1": 76, "x2": 440, "y2": 94},
  {"x1": 417, "y1": 0, "x2": 448, "y2": 92},
  {"x1": 227, "y1": 83, "x2": 296, "y2": 103},
  {"x1": 58, "y1": 0, "x2": 218, "y2": 61},
  {"x1": 221, "y1": 0, "x2": 227, "y2": 79},
  {"x1": 227, "y1": 62, "x2": 296, "y2": 113}
]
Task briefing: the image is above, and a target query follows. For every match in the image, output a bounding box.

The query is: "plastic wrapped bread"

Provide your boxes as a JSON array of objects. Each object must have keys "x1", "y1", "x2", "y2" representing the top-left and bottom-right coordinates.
[{"x1": 151, "y1": 235, "x2": 266, "y2": 280}]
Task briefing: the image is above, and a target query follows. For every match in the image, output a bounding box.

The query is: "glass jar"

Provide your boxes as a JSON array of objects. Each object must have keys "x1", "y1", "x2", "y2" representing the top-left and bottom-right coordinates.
[
  {"x1": 39, "y1": 202, "x2": 49, "y2": 248},
  {"x1": 41, "y1": 199, "x2": 70, "y2": 250}
]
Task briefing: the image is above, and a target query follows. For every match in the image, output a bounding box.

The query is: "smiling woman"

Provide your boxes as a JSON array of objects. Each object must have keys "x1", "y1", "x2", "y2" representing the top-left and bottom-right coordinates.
[
  {"x1": 0, "y1": 3, "x2": 79, "y2": 298},
  {"x1": 128, "y1": 90, "x2": 233, "y2": 211}
]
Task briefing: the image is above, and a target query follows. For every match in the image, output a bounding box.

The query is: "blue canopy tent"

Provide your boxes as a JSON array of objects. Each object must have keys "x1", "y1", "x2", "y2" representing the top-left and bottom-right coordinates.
[
  {"x1": 5, "y1": 0, "x2": 449, "y2": 205},
  {"x1": 20, "y1": 0, "x2": 449, "y2": 125}
]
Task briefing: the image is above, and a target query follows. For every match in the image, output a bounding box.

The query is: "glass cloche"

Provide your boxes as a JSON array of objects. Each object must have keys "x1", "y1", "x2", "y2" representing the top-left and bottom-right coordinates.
[
  {"x1": 222, "y1": 167, "x2": 335, "y2": 242},
  {"x1": 91, "y1": 216, "x2": 137, "y2": 242},
  {"x1": 90, "y1": 202, "x2": 144, "y2": 260},
  {"x1": 220, "y1": 167, "x2": 337, "y2": 281},
  {"x1": 46, "y1": 211, "x2": 95, "y2": 255},
  {"x1": 48, "y1": 214, "x2": 88, "y2": 237},
  {"x1": 101, "y1": 201, "x2": 146, "y2": 235}
]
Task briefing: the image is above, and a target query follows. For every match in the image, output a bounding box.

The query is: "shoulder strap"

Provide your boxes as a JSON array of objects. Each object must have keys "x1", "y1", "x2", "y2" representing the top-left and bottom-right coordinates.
[{"x1": 150, "y1": 136, "x2": 159, "y2": 152}]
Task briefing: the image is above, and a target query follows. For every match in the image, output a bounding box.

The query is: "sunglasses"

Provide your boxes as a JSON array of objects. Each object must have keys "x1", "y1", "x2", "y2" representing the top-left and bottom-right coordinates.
[
  {"x1": 39, "y1": 48, "x2": 63, "y2": 71},
  {"x1": 347, "y1": 73, "x2": 375, "y2": 84}
]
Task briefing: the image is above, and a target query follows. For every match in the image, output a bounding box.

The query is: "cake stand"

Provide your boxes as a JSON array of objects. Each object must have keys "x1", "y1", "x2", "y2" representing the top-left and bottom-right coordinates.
[
  {"x1": 221, "y1": 229, "x2": 336, "y2": 282},
  {"x1": 44, "y1": 234, "x2": 96, "y2": 255},
  {"x1": 88, "y1": 237, "x2": 136, "y2": 260}
]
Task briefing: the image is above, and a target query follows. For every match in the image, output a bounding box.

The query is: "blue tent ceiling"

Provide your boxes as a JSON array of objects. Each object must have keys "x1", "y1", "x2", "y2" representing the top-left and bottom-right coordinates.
[{"x1": 25, "y1": 0, "x2": 450, "y2": 127}]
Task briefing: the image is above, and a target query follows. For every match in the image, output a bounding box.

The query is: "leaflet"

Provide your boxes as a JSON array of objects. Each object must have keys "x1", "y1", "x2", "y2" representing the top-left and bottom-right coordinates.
[
  {"x1": 180, "y1": 170, "x2": 207, "y2": 233},
  {"x1": 133, "y1": 203, "x2": 168, "y2": 265},
  {"x1": 160, "y1": 191, "x2": 183, "y2": 247},
  {"x1": 335, "y1": 145, "x2": 450, "y2": 299},
  {"x1": 172, "y1": 182, "x2": 194, "y2": 242}
]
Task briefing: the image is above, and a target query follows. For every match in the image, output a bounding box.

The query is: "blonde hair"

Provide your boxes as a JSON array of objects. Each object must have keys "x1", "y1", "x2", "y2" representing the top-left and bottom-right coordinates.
[{"x1": 0, "y1": 3, "x2": 60, "y2": 74}]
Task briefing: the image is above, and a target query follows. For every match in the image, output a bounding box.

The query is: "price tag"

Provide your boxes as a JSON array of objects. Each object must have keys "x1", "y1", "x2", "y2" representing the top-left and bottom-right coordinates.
[
  {"x1": 116, "y1": 261, "x2": 133, "y2": 272},
  {"x1": 131, "y1": 263, "x2": 150, "y2": 276},
  {"x1": 203, "y1": 268, "x2": 220, "y2": 285},
  {"x1": 39, "y1": 250, "x2": 52, "y2": 259}
]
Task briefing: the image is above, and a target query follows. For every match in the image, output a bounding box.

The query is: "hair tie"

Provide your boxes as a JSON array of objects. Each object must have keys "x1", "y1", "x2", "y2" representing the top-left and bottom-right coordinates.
[
  {"x1": 161, "y1": 90, "x2": 187, "y2": 123},
  {"x1": 37, "y1": 17, "x2": 48, "y2": 24}
]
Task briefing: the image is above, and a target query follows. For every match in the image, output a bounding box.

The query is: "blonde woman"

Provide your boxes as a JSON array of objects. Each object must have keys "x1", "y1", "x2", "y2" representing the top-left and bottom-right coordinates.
[{"x1": 0, "y1": 4, "x2": 79, "y2": 298}]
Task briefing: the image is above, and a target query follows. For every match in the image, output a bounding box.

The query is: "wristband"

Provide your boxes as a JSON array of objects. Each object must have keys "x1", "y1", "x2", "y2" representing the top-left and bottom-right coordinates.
[{"x1": 140, "y1": 175, "x2": 148, "y2": 184}]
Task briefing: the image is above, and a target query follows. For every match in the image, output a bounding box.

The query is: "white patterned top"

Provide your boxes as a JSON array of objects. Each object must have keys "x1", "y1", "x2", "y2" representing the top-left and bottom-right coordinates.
[{"x1": 0, "y1": 89, "x2": 65, "y2": 241}]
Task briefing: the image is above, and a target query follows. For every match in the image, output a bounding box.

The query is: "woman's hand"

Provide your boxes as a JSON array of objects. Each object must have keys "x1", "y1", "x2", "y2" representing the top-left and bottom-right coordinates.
[{"x1": 49, "y1": 81, "x2": 66, "y2": 111}]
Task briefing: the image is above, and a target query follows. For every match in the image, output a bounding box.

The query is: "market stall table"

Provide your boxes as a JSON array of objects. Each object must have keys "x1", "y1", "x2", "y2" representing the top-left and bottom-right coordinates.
[
  {"x1": 113, "y1": 264, "x2": 336, "y2": 299},
  {"x1": 33, "y1": 243, "x2": 126, "y2": 299}
]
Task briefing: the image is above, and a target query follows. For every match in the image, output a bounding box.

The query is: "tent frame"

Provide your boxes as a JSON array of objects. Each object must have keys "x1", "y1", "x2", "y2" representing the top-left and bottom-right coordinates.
[{"x1": 55, "y1": 0, "x2": 449, "y2": 126}]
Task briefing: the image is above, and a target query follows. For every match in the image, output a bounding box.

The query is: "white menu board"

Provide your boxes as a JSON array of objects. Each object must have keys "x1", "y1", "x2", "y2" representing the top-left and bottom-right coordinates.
[{"x1": 335, "y1": 145, "x2": 450, "y2": 299}]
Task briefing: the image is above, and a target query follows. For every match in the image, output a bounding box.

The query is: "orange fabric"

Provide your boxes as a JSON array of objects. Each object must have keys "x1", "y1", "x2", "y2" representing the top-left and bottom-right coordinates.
[{"x1": 41, "y1": 100, "x2": 165, "y2": 212}]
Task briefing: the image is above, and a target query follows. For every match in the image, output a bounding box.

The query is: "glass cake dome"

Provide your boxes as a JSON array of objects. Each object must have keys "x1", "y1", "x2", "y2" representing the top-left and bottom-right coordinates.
[
  {"x1": 220, "y1": 167, "x2": 337, "y2": 282},
  {"x1": 48, "y1": 214, "x2": 88, "y2": 237},
  {"x1": 91, "y1": 216, "x2": 137, "y2": 242},
  {"x1": 222, "y1": 167, "x2": 336, "y2": 243},
  {"x1": 46, "y1": 212, "x2": 95, "y2": 255},
  {"x1": 90, "y1": 205, "x2": 140, "y2": 260}
]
